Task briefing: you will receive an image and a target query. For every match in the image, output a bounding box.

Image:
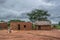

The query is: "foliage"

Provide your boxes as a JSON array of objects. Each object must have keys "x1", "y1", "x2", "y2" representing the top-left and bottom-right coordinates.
[
  {"x1": 8, "y1": 20, "x2": 25, "y2": 22},
  {"x1": 27, "y1": 9, "x2": 50, "y2": 22},
  {"x1": 58, "y1": 21, "x2": 60, "y2": 25},
  {"x1": 8, "y1": 19, "x2": 25, "y2": 26},
  {"x1": 53, "y1": 25, "x2": 60, "y2": 29},
  {"x1": 55, "y1": 25, "x2": 60, "y2": 29},
  {"x1": 32, "y1": 24, "x2": 36, "y2": 30},
  {"x1": 0, "y1": 20, "x2": 5, "y2": 22}
]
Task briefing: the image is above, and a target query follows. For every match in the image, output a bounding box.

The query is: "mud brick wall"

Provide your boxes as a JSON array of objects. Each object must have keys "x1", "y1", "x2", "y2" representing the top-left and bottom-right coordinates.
[
  {"x1": 0, "y1": 23, "x2": 8, "y2": 30},
  {"x1": 35, "y1": 25, "x2": 52, "y2": 30},
  {"x1": 10, "y1": 22, "x2": 32, "y2": 30}
]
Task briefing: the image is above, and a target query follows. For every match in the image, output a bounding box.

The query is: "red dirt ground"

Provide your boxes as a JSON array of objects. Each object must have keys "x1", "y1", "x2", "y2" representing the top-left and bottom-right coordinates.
[{"x1": 0, "y1": 29, "x2": 60, "y2": 40}]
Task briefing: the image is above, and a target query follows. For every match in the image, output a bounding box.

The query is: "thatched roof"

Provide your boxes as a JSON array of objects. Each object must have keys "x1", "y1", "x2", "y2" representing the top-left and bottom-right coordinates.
[{"x1": 35, "y1": 21, "x2": 51, "y2": 25}]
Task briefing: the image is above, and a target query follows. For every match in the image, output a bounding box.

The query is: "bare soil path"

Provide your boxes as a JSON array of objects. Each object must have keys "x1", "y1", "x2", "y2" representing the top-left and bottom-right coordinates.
[{"x1": 0, "y1": 30, "x2": 60, "y2": 40}]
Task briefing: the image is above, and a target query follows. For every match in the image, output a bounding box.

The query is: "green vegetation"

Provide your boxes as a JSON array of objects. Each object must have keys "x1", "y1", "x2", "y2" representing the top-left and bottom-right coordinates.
[
  {"x1": 55, "y1": 25, "x2": 60, "y2": 29},
  {"x1": 54, "y1": 22, "x2": 60, "y2": 29},
  {"x1": 27, "y1": 9, "x2": 50, "y2": 22},
  {"x1": 58, "y1": 22, "x2": 60, "y2": 25},
  {"x1": 8, "y1": 19, "x2": 25, "y2": 27},
  {"x1": 8, "y1": 20, "x2": 25, "y2": 22},
  {"x1": 53, "y1": 24, "x2": 60, "y2": 29},
  {"x1": 32, "y1": 24, "x2": 36, "y2": 30},
  {"x1": 27, "y1": 9, "x2": 51, "y2": 29},
  {"x1": 0, "y1": 20, "x2": 5, "y2": 22}
]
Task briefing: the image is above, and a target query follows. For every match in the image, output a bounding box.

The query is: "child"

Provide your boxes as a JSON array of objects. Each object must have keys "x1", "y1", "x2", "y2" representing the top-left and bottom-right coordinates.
[{"x1": 8, "y1": 27, "x2": 11, "y2": 33}]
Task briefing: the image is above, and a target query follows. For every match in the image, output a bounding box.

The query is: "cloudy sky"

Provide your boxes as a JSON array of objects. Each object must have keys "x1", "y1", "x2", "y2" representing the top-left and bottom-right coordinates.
[{"x1": 0, "y1": 0, "x2": 60, "y2": 24}]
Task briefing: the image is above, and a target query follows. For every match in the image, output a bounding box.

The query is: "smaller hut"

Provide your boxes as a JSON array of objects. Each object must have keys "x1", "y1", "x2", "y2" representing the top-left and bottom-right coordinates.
[
  {"x1": 0, "y1": 22, "x2": 8, "y2": 30},
  {"x1": 35, "y1": 21, "x2": 52, "y2": 30}
]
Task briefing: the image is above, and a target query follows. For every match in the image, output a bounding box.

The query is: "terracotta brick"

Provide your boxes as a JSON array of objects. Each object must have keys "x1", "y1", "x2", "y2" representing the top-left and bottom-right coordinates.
[
  {"x1": 35, "y1": 25, "x2": 52, "y2": 30},
  {"x1": 0, "y1": 22, "x2": 8, "y2": 30},
  {"x1": 10, "y1": 22, "x2": 32, "y2": 30}
]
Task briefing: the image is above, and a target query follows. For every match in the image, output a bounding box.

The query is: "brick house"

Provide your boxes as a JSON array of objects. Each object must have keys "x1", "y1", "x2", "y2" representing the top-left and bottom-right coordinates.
[
  {"x1": 0, "y1": 22, "x2": 8, "y2": 30},
  {"x1": 10, "y1": 22, "x2": 32, "y2": 30},
  {"x1": 35, "y1": 21, "x2": 52, "y2": 30}
]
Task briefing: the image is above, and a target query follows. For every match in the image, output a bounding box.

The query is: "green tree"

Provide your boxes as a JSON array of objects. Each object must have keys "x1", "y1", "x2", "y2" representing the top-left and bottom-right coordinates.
[
  {"x1": 27, "y1": 9, "x2": 50, "y2": 22},
  {"x1": 8, "y1": 20, "x2": 25, "y2": 22},
  {"x1": 8, "y1": 19, "x2": 25, "y2": 27},
  {"x1": 0, "y1": 20, "x2": 5, "y2": 22},
  {"x1": 59, "y1": 21, "x2": 60, "y2": 25}
]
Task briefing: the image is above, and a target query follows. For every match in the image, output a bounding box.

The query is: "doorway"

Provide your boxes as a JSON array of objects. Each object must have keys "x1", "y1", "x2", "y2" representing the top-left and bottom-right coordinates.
[
  {"x1": 38, "y1": 26, "x2": 41, "y2": 30},
  {"x1": 18, "y1": 24, "x2": 20, "y2": 30}
]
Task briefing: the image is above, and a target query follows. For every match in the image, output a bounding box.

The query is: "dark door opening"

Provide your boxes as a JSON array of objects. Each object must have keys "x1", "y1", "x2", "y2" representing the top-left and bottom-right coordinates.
[
  {"x1": 24, "y1": 25, "x2": 26, "y2": 30},
  {"x1": 18, "y1": 24, "x2": 20, "y2": 30},
  {"x1": 38, "y1": 26, "x2": 41, "y2": 30}
]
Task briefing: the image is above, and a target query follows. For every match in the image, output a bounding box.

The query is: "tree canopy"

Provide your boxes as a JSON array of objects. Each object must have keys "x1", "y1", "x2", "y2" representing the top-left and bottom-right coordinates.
[
  {"x1": 8, "y1": 19, "x2": 25, "y2": 26},
  {"x1": 27, "y1": 9, "x2": 50, "y2": 22},
  {"x1": 8, "y1": 20, "x2": 25, "y2": 22},
  {"x1": 58, "y1": 21, "x2": 60, "y2": 25},
  {"x1": 0, "y1": 20, "x2": 5, "y2": 22}
]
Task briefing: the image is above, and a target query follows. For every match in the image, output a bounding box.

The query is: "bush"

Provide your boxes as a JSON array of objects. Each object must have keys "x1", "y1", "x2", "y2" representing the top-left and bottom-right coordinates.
[
  {"x1": 32, "y1": 24, "x2": 36, "y2": 30},
  {"x1": 54, "y1": 25, "x2": 60, "y2": 29}
]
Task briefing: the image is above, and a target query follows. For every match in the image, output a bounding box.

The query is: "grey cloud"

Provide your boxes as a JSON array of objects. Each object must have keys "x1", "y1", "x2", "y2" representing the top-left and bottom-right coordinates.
[
  {"x1": 0, "y1": 0, "x2": 6, "y2": 4},
  {"x1": 0, "y1": 0, "x2": 60, "y2": 24}
]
